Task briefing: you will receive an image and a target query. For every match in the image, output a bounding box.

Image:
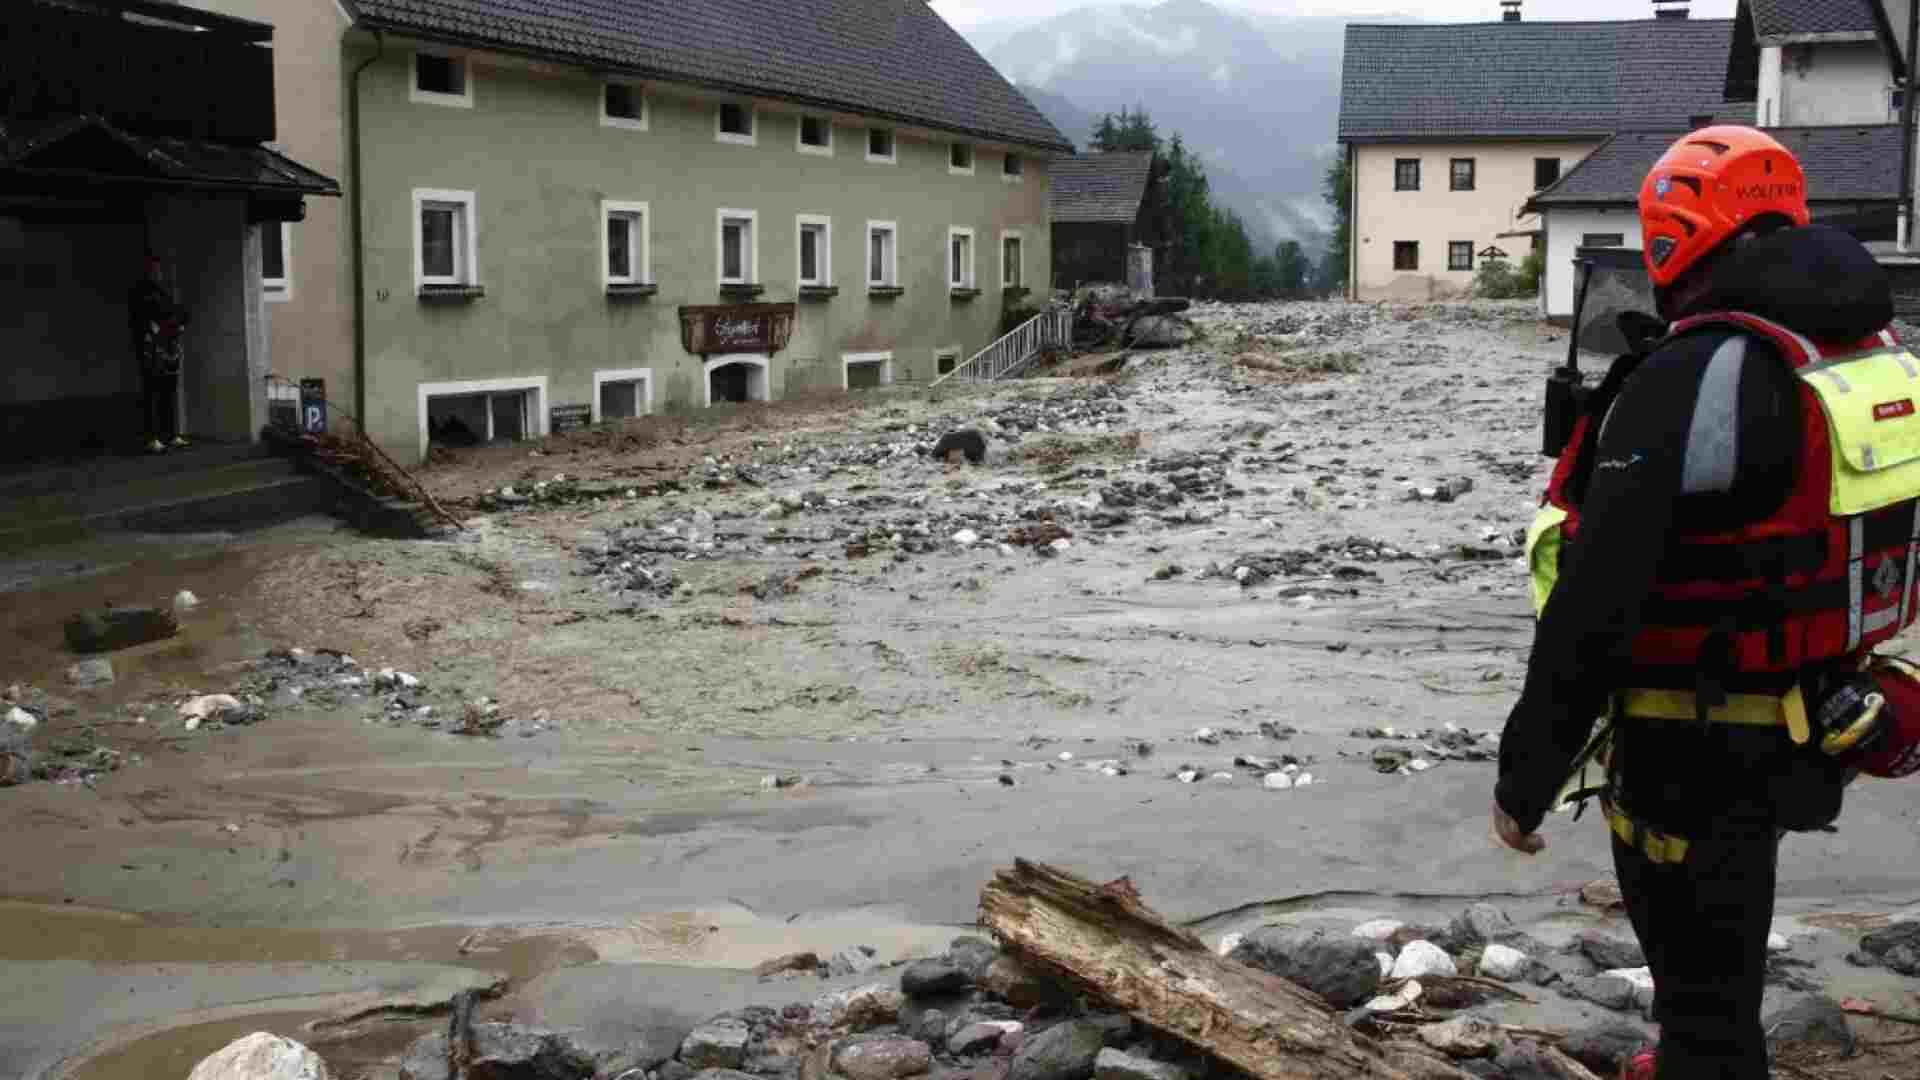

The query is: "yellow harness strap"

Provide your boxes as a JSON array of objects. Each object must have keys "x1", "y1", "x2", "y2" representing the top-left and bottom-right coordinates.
[
  {"x1": 1603, "y1": 801, "x2": 1691, "y2": 865},
  {"x1": 1618, "y1": 685, "x2": 1812, "y2": 744}
]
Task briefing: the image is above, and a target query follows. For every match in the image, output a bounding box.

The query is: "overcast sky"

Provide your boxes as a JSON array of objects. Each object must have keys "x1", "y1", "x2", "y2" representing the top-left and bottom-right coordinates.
[{"x1": 932, "y1": 0, "x2": 1738, "y2": 30}]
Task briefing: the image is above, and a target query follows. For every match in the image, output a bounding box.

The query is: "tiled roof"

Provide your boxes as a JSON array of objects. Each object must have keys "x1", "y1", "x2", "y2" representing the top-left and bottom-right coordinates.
[
  {"x1": 1048, "y1": 152, "x2": 1154, "y2": 224},
  {"x1": 345, "y1": 0, "x2": 1071, "y2": 152},
  {"x1": 1527, "y1": 125, "x2": 1902, "y2": 208},
  {"x1": 1, "y1": 113, "x2": 341, "y2": 196},
  {"x1": 1748, "y1": 0, "x2": 1879, "y2": 39},
  {"x1": 1338, "y1": 18, "x2": 1735, "y2": 142}
]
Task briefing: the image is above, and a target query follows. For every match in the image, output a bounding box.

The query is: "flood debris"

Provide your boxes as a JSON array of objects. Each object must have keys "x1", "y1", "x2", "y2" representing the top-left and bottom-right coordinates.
[{"x1": 63, "y1": 604, "x2": 178, "y2": 654}]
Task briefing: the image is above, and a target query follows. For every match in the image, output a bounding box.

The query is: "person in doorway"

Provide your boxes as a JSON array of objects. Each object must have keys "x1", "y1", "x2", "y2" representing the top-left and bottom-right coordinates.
[
  {"x1": 1493, "y1": 127, "x2": 1920, "y2": 1079},
  {"x1": 129, "y1": 253, "x2": 189, "y2": 453}
]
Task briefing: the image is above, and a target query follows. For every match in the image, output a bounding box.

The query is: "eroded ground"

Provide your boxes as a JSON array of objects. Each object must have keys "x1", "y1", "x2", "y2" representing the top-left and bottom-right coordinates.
[{"x1": 4, "y1": 301, "x2": 1919, "y2": 1079}]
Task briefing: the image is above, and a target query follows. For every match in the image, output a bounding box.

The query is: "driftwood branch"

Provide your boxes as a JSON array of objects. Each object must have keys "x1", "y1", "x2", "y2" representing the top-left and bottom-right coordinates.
[{"x1": 978, "y1": 859, "x2": 1474, "y2": 1080}]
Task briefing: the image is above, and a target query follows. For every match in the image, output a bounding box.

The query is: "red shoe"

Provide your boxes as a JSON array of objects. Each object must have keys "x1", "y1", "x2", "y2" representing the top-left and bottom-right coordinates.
[{"x1": 1620, "y1": 1048, "x2": 1656, "y2": 1080}]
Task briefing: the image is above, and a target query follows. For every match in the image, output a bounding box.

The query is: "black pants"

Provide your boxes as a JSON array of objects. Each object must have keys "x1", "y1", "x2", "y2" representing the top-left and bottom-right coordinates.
[
  {"x1": 1613, "y1": 825, "x2": 1780, "y2": 1079},
  {"x1": 142, "y1": 372, "x2": 178, "y2": 441}
]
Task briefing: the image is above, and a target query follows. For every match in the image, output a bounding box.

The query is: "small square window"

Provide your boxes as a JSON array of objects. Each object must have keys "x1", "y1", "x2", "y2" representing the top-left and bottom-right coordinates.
[
  {"x1": 1533, "y1": 157, "x2": 1561, "y2": 190},
  {"x1": 1393, "y1": 241, "x2": 1418, "y2": 272},
  {"x1": 718, "y1": 103, "x2": 754, "y2": 143},
  {"x1": 416, "y1": 54, "x2": 464, "y2": 96},
  {"x1": 868, "y1": 128, "x2": 895, "y2": 162},
  {"x1": 603, "y1": 83, "x2": 646, "y2": 129},
  {"x1": 1003, "y1": 152, "x2": 1024, "y2": 178},
  {"x1": 800, "y1": 115, "x2": 831, "y2": 152},
  {"x1": 950, "y1": 143, "x2": 974, "y2": 173},
  {"x1": 1394, "y1": 158, "x2": 1420, "y2": 191},
  {"x1": 261, "y1": 221, "x2": 290, "y2": 300},
  {"x1": 1448, "y1": 242, "x2": 1473, "y2": 271},
  {"x1": 1450, "y1": 158, "x2": 1475, "y2": 192},
  {"x1": 868, "y1": 223, "x2": 897, "y2": 286}
]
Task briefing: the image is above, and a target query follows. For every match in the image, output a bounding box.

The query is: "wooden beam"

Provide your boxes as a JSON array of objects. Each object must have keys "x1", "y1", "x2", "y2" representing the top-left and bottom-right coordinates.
[{"x1": 978, "y1": 860, "x2": 1474, "y2": 1080}]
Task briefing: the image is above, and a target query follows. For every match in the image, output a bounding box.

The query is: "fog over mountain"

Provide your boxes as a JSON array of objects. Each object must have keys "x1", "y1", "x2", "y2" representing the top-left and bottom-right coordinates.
[{"x1": 962, "y1": 0, "x2": 1387, "y2": 252}]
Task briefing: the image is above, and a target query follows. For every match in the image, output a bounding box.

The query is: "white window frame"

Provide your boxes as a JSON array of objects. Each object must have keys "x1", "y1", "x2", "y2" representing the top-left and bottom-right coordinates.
[
  {"x1": 717, "y1": 208, "x2": 758, "y2": 285},
  {"x1": 702, "y1": 354, "x2": 770, "y2": 408},
  {"x1": 866, "y1": 127, "x2": 897, "y2": 164},
  {"x1": 413, "y1": 188, "x2": 478, "y2": 290},
  {"x1": 416, "y1": 375, "x2": 548, "y2": 460},
  {"x1": 797, "y1": 114, "x2": 834, "y2": 156},
  {"x1": 842, "y1": 350, "x2": 894, "y2": 390},
  {"x1": 796, "y1": 213, "x2": 832, "y2": 287},
  {"x1": 949, "y1": 142, "x2": 975, "y2": 176},
  {"x1": 999, "y1": 229, "x2": 1024, "y2": 291},
  {"x1": 600, "y1": 80, "x2": 647, "y2": 131},
  {"x1": 602, "y1": 199, "x2": 651, "y2": 286},
  {"x1": 866, "y1": 220, "x2": 899, "y2": 287},
  {"x1": 262, "y1": 221, "x2": 293, "y2": 303},
  {"x1": 716, "y1": 102, "x2": 757, "y2": 146},
  {"x1": 1002, "y1": 151, "x2": 1025, "y2": 183},
  {"x1": 410, "y1": 49, "x2": 472, "y2": 109},
  {"x1": 592, "y1": 367, "x2": 655, "y2": 422},
  {"x1": 947, "y1": 226, "x2": 976, "y2": 290}
]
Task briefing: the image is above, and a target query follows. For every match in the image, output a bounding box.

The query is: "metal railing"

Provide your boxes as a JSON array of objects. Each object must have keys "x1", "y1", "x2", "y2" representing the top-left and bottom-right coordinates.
[{"x1": 930, "y1": 304, "x2": 1072, "y2": 387}]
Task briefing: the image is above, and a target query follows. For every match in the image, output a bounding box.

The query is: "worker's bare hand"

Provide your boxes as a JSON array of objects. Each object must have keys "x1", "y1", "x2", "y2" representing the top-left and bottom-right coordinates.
[{"x1": 1493, "y1": 801, "x2": 1546, "y2": 855}]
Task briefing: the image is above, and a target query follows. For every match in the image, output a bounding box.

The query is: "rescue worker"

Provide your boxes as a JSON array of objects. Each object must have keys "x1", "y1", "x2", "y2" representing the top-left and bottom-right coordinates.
[{"x1": 1493, "y1": 127, "x2": 1917, "y2": 1079}]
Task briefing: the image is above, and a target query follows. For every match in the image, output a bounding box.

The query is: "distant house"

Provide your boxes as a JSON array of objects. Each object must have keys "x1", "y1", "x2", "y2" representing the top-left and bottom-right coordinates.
[
  {"x1": 1729, "y1": 0, "x2": 1907, "y2": 127},
  {"x1": 1336, "y1": 3, "x2": 1734, "y2": 302},
  {"x1": 1049, "y1": 151, "x2": 1159, "y2": 289},
  {"x1": 1526, "y1": 126, "x2": 1903, "y2": 318}
]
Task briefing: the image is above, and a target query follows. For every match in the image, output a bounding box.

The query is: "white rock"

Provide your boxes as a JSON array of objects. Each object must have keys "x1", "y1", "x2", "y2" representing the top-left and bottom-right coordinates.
[
  {"x1": 952, "y1": 529, "x2": 980, "y2": 546},
  {"x1": 1604, "y1": 966, "x2": 1655, "y2": 995},
  {"x1": 373, "y1": 669, "x2": 420, "y2": 690},
  {"x1": 1376, "y1": 952, "x2": 1394, "y2": 977},
  {"x1": 178, "y1": 694, "x2": 244, "y2": 725},
  {"x1": 1050, "y1": 538, "x2": 1072, "y2": 552},
  {"x1": 1408, "y1": 758, "x2": 1433, "y2": 772},
  {"x1": 1262, "y1": 772, "x2": 1293, "y2": 790},
  {"x1": 1216, "y1": 931, "x2": 1244, "y2": 957},
  {"x1": 1209, "y1": 771, "x2": 1233, "y2": 781},
  {"x1": 1281, "y1": 762, "x2": 1301, "y2": 775},
  {"x1": 1176, "y1": 770, "x2": 1199, "y2": 783},
  {"x1": 997, "y1": 544, "x2": 1015, "y2": 556},
  {"x1": 1767, "y1": 932, "x2": 1790, "y2": 952},
  {"x1": 1233, "y1": 566, "x2": 1252, "y2": 582},
  {"x1": 1351, "y1": 919, "x2": 1404, "y2": 942},
  {"x1": 1389, "y1": 940, "x2": 1458, "y2": 980},
  {"x1": 173, "y1": 590, "x2": 200, "y2": 612},
  {"x1": 187, "y1": 1032, "x2": 330, "y2": 1080},
  {"x1": 1477, "y1": 943, "x2": 1531, "y2": 981},
  {"x1": 1363, "y1": 980, "x2": 1422, "y2": 1013},
  {"x1": 6, "y1": 706, "x2": 36, "y2": 731},
  {"x1": 1294, "y1": 772, "x2": 1314, "y2": 786}
]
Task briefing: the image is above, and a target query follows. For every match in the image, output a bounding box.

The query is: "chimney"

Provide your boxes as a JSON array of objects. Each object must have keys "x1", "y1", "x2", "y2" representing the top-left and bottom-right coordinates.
[
  {"x1": 1500, "y1": 1, "x2": 1521, "y2": 21},
  {"x1": 1653, "y1": 0, "x2": 1689, "y2": 19}
]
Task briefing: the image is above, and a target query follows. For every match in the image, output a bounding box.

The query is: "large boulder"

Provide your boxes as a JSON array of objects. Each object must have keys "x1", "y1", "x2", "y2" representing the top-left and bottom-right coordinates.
[
  {"x1": 1007, "y1": 1021, "x2": 1106, "y2": 1080},
  {"x1": 64, "y1": 606, "x2": 177, "y2": 654},
  {"x1": 188, "y1": 1033, "x2": 330, "y2": 1080},
  {"x1": 1859, "y1": 922, "x2": 1920, "y2": 976},
  {"x1": 900, "y1": 959, "x2": 970, "y2": 998},
  {"x1": 679, "y1": 1019, "x2": 751, "y2": 1069},
  {"x1": 1125, "y1": 316, "x2": 1194, "y2": 349},
  {"x1": 1558, "y1": 1022, "x2": 1651, "y2": 1076},
  {"x1": 1763, "y1": 995, "x2": 1856, "y2": 1056},
  {"x1": 399, "y1": 1024, "x2": 594, "y2": 1080},
  {"x1": 1228, "y1": 926, "x2": 1381, "y2": 1008},
  {"x1": 833, "y1": 1036, "x2": 933, "y2": 1080}
]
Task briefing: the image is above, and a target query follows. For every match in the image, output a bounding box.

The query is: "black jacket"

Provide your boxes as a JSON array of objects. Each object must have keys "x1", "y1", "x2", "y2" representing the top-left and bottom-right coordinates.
[{"x1": 1496, "y1": 226, "x2": 1896, "y2": 835}]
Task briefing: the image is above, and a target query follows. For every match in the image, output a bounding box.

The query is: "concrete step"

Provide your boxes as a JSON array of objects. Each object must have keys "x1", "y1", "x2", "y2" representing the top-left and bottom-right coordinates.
[
  {"x1": 0, "y1": 441, "x2": 271, "y2": 501},
  {"x1": 0, "y1": 456, "x2": 335, "y2": 553}
]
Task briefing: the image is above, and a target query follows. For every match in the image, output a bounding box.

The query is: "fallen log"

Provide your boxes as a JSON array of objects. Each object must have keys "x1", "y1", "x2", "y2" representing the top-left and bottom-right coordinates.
[{"x1": 978, "y1": 859, "x2": 1474, "y2": 1080}]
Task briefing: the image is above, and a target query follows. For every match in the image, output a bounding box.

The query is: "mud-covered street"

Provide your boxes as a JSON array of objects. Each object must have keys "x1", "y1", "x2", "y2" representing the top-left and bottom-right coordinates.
[{"x1": 5, "y1": 301, "x2": 1920, "y2": 1079}]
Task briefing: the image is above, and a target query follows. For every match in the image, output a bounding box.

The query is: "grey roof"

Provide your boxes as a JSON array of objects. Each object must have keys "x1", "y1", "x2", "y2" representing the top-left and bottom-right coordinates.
[
  {"x1": 1748, "y1": 0, "x2": 1879, "y2": 39},
  {"x1": 1049, "y1": 152, "x2": 1154, "y2": 224},
  {"x1": 344, "y1": 0, "x2": 1071, "y2": 153},
  {"x1": 1338, "y1": 18, "x2": 1736, "y2": 142},
  {"x1": 1, "y1": 114, "x2": 341, "y2": 196},
  {"x1": 1527, "y1": 125, "x2": 1902, "y2": 209}
]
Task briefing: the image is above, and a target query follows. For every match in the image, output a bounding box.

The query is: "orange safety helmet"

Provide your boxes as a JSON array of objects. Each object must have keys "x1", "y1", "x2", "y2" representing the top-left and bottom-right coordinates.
[{"x1": 1638, "y1": 125, "x2": 1810, "y2": 288}]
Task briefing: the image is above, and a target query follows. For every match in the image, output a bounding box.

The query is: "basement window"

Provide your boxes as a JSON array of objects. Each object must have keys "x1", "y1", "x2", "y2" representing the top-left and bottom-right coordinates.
[{"x1": 1393, "y1": 241, "x2": 1419, "y2": 271}]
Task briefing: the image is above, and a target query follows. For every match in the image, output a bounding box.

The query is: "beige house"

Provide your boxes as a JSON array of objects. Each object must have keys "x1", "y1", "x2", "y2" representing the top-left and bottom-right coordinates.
[
  {"x1": 1337, "y1": 4, "x2": 1735, "y2": 302},
  {"x1": 174, "y1": 0, "x2": 1068, "y2": 462}
]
